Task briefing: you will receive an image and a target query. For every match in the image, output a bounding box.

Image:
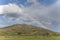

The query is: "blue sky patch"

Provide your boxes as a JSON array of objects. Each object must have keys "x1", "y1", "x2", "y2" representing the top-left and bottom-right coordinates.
[
  {"x1": 0, "y1": 0, "x2": 11, "y2": 5},
  {"x1": 37, "y1": 0, "x2": 57, "y2": 6},
  {"x1": 0, "y1": 0, "x2": 27, "y2": 5},
  {"x1": 0, "y1": 0, "x2": 32, "y2": 7}
]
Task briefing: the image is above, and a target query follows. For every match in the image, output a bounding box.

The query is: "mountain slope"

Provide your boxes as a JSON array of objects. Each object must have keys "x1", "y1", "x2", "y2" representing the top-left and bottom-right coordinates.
[{"x1": 0, "y1": 24, "x2": 59, "y2": 36}]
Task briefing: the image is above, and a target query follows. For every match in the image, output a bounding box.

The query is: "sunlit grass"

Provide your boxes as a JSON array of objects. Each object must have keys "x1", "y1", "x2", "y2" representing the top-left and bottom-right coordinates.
[{"x1": 0, "y1": 36, "x2": 59, "y2": 40}]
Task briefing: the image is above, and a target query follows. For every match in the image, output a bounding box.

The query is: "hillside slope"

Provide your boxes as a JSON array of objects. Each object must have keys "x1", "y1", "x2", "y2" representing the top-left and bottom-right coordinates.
[{"x1": 0, "y1": 24, "x2": 59, "y2": 36}]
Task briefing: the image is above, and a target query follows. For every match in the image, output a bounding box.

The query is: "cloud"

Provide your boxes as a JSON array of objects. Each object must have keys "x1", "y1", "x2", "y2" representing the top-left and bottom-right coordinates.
[
  {"x1": 19, "y1": 0, "x2": 60, "y2": 32},
  {"x1": 0, "y1": 0, "x2": 60, "y2": 32},
  {"x1": 3, "y1": 3, "x2": 22, "y2": 13},
  {"x1": 0, "y1": 3, "x2": 47, "y2": 28}
]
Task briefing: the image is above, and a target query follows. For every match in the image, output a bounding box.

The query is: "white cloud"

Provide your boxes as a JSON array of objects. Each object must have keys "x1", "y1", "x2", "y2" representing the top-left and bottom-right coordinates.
[
  {"x1": 1, "y1": 0, "x2": 60, "y2": 31},
  {"x1": 0, "y1": 3, "x2": 48, "y2": 28},
  {"x1": 3, "y1": 3, "x2": 22, "y2": 14},
  {"x1": 20, "y1": 0, "x2": 60, "y2": 31},
  {"x1": 0, "y1": 5, "x2": 4, "y2": 14}
]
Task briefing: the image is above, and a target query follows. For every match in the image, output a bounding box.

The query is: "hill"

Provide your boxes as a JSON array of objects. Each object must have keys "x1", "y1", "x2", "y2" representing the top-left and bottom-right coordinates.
[{"x1": 0, "y1": 24, "x2": 59, "y2": 36}]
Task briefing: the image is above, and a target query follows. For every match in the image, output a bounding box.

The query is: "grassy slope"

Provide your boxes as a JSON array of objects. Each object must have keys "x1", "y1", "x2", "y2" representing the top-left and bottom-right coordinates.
[
  {"x1": 0, "y1": 24, "x2": 59, "y2": 36},
  {"x1": 0, "y1": 36, "x2": 59, "y2": 40}
]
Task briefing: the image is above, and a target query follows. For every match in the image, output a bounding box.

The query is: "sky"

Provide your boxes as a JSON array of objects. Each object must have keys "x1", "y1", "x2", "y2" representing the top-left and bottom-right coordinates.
[{"x1": 0, "y1": 0, "x2": 60, "y2": 32}]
